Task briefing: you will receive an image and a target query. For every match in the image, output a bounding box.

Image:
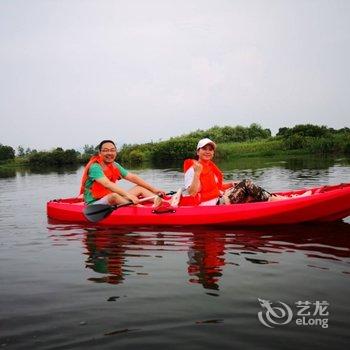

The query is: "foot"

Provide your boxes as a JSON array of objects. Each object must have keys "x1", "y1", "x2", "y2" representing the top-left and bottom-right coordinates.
[
  {"x1": 153, "y1": 196, "x2": 163, "y2": 208},
  {"x1": 290, "y1": 190, "x2": 312, "y2": 198},
  {"x1": 268, "y1": 194, "x2": 289, "y2": 202},
  {"x1": 298, "y1": 190, "x2": 312, "y2": 197},
  {"x1": 169, "y1": 188, "x2": 183, "y2": 207}
]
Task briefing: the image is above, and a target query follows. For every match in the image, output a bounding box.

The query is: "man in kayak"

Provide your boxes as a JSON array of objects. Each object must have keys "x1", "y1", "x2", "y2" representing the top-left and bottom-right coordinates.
[
  {"x1": 80, "y1": 140, "x2": 165, "y2": 206},
  {"x1": 182, "y1": 138, "x2": 309, "y2": 206}
]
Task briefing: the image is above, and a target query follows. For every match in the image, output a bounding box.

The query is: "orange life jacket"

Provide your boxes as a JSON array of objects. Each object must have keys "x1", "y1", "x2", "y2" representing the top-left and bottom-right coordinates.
[
  {"x1": 80, "y1": 155, "x2": 121, "y2": 200},
  {"x1": 181, "y1": 159, "x2": 223, "y2": 205}
]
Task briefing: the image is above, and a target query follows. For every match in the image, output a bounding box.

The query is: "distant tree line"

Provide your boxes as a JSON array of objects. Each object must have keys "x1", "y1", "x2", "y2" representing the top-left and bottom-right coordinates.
[
  {"x1": 119, "y1": 123, "x2": 272, "y2": 164},
  {"x1": 276, "y1": 124, "x2": 350, "y2": 138},
  {"x1": 119, "y1": 124, "x2": 350, "y2": 165},
  {"x1": 27, "y1": 144, "x2": 98, "y2": 166},
  {"x1": 28, "y1": 148, "x2": 80, "y2": 166},
  {"x1": 276, "y1": 124, "x2": 350, "y2": 154},
  {"x1": 0, "y1": 143, "x2": 97, "y2": 166},
  {"x1": 1, "y1": 123, "x2": 349, "y2": 167},
  {"x1": 17, "y1": 146, "x2": 38, "y2": 157}
]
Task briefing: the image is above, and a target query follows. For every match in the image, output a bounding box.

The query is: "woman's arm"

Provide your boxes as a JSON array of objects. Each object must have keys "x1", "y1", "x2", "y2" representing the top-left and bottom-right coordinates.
[{"x1": 186, "y1": 161, "x2": 202, "y2": 196}]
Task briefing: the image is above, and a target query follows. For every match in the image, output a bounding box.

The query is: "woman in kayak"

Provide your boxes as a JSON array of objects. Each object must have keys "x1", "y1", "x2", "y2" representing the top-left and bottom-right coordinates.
[
  {"x1": 80, "y1": 140, "x2": 165, "y2": 206},
  {"x1": 183, "y1": 138, "x2": 302, "y2": 206},
  {"x1": 183, "y1": 138, "x2": 235, "y2": 206}
]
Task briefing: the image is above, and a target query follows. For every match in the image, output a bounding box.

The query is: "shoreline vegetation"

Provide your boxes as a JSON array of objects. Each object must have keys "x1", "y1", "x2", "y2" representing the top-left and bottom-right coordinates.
[{"x1": 1, "y1": 124, "x2": 349, "y2": 169}]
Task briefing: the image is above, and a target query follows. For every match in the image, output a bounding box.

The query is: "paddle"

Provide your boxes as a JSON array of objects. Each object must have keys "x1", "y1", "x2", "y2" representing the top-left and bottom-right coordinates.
[{"x1": 84, "y1": 191, "x2": 176, "y2": 222}]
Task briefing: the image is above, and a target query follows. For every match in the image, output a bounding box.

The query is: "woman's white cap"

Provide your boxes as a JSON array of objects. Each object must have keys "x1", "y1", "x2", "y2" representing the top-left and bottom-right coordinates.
[{"x1": 196, "y1": 138, "x2": 216, "y2": 150}]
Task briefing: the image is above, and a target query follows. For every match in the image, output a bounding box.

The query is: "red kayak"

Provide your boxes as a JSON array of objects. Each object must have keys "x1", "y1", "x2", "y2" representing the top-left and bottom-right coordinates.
[{"x1": 47, "y1": 183, "x2": 350, "y2": 227}]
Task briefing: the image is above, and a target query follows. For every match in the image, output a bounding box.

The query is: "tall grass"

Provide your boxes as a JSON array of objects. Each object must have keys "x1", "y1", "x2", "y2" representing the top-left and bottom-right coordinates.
[
  {"x1": 216, "y1": 139, "x2": 284, "y2": 159},
  {"x1": 118, "y1": 134, "x2": 350, "y2": 166}
]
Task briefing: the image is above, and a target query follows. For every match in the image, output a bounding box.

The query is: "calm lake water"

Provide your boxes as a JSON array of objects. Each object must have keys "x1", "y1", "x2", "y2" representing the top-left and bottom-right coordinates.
[{"x1": 0, "y1": 156, "x2": 349, "y2": 349}]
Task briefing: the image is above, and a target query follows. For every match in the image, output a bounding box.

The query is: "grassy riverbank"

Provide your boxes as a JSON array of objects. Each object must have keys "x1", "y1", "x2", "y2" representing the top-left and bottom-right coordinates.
[
  {"x1": 214, "y1": 136, "x2": 350, "y2": 159},
  {"x1": 119, "y1": 125, "x2": 350, "y2": 165},
  {"x1": 1, "y1": 124, "x2": 349, "y2": 169},
  {"x1": 0, "y1": 158, "x2": 28, "y2": 169}
]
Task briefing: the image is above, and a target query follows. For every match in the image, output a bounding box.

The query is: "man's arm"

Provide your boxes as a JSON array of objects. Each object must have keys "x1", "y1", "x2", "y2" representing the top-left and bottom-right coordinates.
[
  {"x1": 124, "y1": 172, "x2": 163, "y2": 194},
  {"x1": 95, "y1": 176, "x2": 135, "y2": 199}
]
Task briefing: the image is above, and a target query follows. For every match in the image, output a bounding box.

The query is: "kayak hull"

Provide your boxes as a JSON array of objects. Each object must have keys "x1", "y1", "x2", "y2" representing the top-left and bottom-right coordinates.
[{"x1": 47, "y1": 184, "x2": 350, "y2": 227}]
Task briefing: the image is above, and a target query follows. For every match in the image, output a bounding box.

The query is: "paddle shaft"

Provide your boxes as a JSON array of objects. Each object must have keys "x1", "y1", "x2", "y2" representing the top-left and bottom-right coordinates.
[
  {"x1": 84, "y1": 191, "x2": 176, "y2": 222},
  {"x1": 111, "y1": 193, "x2": 163, "y2": 210}
]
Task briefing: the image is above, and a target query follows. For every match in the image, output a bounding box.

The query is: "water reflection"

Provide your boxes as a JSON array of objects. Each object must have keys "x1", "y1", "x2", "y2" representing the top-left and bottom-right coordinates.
[
  {"x1": 0, "y1": 167, "x2": 16, "y2": 178},
  {"x1": 0, "y1": 164, "x2": 81, "y2": 178},
  {"x1": 84, "y1": 230, "x2": 135, "y2": 284},
  {"x1": 83, "y1": 229, "x2": 228, "y2": 290},
  {"x1": 187, "y1": 232, "x2": 225, "y2": 291},
  {"x1": 48, "y1": 221, "x2": 350, "y2": 290},
  {"x1": 218, "y1": 155, "x2": 346, "y2": 172},
  {"x1": 283, "y1": 156, "x2": 336, "y2": 170},
  {"x1": 27, "y1": 164, "x2": 81, "y2": 175}
]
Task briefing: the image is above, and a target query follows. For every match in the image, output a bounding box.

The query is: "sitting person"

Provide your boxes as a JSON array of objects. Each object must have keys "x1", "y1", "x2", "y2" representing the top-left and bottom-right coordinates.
[
  {"x1": 182, "y1": 138, "x2": 308, "y2": 206},
  {"x1": 182, "y1": 138, "x2": 236, "y2": 206},
  {"x1": 80, "y1": 140, "x2": 165, "y2": 206}
]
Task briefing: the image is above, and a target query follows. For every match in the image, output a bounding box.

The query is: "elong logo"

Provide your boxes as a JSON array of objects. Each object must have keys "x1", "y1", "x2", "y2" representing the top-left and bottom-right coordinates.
[
  {"x1": 258, "y1": 298, "x2": 293, "y2": 328},
  {"x1": 257, "y1": 299, "x2": 329, "y2": 329}
]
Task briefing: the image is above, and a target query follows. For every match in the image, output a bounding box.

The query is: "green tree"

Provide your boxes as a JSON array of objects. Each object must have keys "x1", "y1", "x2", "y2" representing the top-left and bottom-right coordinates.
[
  {"x1": 0, "y1": 144, "x2": 15, "y2": 161},
  {"x1": 277, "y1": 124, "x2": 330, "y2": 138},
  {"x1": 276, "y1": 127, "x2": 291, "y2": 137},
  {"x1": 28, "y1": 148, "x2": 79, "y2": 166},
  {"x1": 25, "y1": 147, "x2": 37, "y2": 155},
  {"x1": 83, "y1": 144, "x2": 97, "y2": 156},
  {"x1": 17, "y1": 145, "x2": 25, "y2": 157},
  {"x1": 247, "y1": 123, "x2": 271, "y2": 140},
  {"x1": 128, "y1": 150, "x2": 144, "y2": 164},
  {"x1": 151, "y1": 139, "x2": 197, "y2": 164}
]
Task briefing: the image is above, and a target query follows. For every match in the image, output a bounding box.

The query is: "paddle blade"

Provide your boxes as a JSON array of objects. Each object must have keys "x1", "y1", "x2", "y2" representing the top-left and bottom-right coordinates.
[{"x1": 83, "y1": 204, "x2": 115, "y2": 222}]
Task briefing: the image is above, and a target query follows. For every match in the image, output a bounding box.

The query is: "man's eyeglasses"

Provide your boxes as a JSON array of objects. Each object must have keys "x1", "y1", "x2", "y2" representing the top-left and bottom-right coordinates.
[{"x1": 101, "y1": 148, "x2": 117, "y2": 153}]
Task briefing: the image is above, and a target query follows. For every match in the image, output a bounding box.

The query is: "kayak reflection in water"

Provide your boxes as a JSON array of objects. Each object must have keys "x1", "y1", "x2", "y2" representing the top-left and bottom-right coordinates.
[
  {"x1": 75, "y1": 223, "x2": 350, "y2": 287},
  {"x1": 181, "y1": 138, "x2": 311, "y2": 206},
  {"x1": 187, "y1": 232, "x2": 226, "y2": 290},
  {"x1": 80, "y1": 139, "x2": 165, "y2": 207}
]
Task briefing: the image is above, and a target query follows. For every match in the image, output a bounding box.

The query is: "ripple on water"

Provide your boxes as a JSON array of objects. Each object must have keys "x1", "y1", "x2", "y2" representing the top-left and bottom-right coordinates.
[{"x1": 1, "y1": 160, "x2": 350, "y2": 349}]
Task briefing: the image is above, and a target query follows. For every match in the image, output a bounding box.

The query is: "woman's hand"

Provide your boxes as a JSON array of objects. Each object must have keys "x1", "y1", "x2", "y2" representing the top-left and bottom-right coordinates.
[{"x1": 193, "y1": 161, "x2": 203, "y2": 174}]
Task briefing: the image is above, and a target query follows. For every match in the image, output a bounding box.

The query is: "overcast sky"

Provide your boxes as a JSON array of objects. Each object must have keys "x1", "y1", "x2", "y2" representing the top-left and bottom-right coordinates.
[{"x1": 0, "y1": 0, "x2": 349, "y2": 151}]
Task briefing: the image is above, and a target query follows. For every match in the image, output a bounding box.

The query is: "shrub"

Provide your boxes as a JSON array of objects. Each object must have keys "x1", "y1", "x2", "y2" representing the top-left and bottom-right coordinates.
[
  {"x1": 277, "y1": 124, "x2": 330, "y2": 138},
  {"x1": 282, "y1": 135, "x2": 310, "y2": 150},
  {"x1": 128, "y1": 150, "x2": 144, "y2": 165},
  {"x1": 0, "y1": 144, "x2": 15, "y2": 161},
  {"x1": 151, "y1": 138, "x2": 197, "y2": 164},
  {"x1": 309, "y1": 137, "x2": 335, "y2": 154},
  {"x1": 343, "y1": 142, "x2": 350, "y2": 155},
  {"x1": 28, "y1": 148, "x2": 79, "y2": 166}
]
